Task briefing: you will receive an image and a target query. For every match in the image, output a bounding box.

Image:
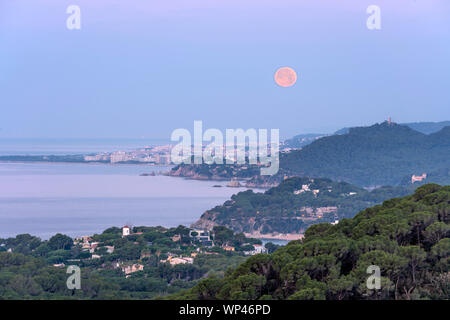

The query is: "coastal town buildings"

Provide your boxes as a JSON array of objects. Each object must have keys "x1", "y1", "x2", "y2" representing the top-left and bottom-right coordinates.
[
  {"x1": 163, "y1": 256, "x2": 194, "y2": 266},
  {"x1": 244, "y1": 244, "x2": 268, "y2": 255},
  {"x1": 84, "y1": 153, "x2": 111, "y2": 162},
  {"x1": 122, "y1": 225, "x2": 143, "y2": 237},
  {"x1": 292, "y1": 184, "x2": 320, "y2": 197},
  {"x1": 189, "y1": 229, "x2": 214, "y2": 247},
  {"x1": 105, "y1": 246, "x2": 115, "y2": 254},
  {"x1": 297, "y1": 206, "x2": 338, "y2": 221},
  {"x1": 84, "y1": 145, "x2": 174, "y2": 165},
  {"x1": 122, "y1": 264, "x2": 144, "y2": 277},
  {"x1": 412, "y1": 173, "x2": 427, "y2": 184},
  {"x1": 110, "y1": 151, "x2": 130, "y2": 163},
  {"x1": 293, "y1": 184, "x2": 311, "y2": 194},
  {"x1": 88, "y1": 242, "x2": 99, "y2": 253},
  {"x1": 69, "y1": 225, "x2": 273, "y2": 279}
]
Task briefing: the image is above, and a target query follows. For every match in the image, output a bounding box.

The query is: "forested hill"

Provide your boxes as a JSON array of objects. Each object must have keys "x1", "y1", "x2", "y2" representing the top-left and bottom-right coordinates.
[
  {"x1": 171, "y1": 184, "x2": 450, "y2": 300},
  {"x1": 285, "y1": 121, "x2": 450, "y2": 148},
  {"x1": 169, "y1": 122, "x2": 450, "y2": 188},
  {"x1": 334, "y1": 120, "x2": 450, "y2": 135},
  {"x1": 281, "y1": 122, "x2": 450, "y2": 187},
  {"x1": 192, "y1": 177, "x2": 413, "y2": 235}
]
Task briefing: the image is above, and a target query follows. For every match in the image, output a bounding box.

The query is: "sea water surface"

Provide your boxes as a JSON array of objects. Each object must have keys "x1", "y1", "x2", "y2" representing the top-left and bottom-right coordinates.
[{"x1": 0, "y1": 162, "x2": 261, "y2": 239}]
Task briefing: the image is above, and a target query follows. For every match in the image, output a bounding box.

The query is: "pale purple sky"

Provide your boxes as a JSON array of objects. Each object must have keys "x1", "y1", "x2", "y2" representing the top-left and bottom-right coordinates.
[{"x1": 1, "y1": 0, "x2": 449, "y2": 139}]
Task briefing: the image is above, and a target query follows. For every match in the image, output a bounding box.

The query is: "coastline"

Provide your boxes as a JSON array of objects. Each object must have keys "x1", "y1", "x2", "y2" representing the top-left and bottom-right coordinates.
[
  {"x1": 0, "y1": 159, "x2": 278, "y2": 188},
  {"x1": 0, "y1": 159, "x2": 173, "y2": 167},
  {"x1": 168, "y1": 167, "x2": 278, "y2": 189}
]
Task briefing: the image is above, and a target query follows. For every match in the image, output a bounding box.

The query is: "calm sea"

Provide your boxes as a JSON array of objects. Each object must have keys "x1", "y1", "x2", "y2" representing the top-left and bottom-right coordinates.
[{"x1": 0, "y1": 162, "x2": 261, "y2": 239}]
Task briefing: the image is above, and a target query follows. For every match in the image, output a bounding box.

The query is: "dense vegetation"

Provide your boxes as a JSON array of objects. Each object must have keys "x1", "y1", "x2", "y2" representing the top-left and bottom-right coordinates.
[
  {"x1": 169, "y1": 162, "x2": 262, "y2": 180},
  {"x1": 403, "y1": 121, "x2": 450, "y2": 134},
  {"x1": 193, "y1": 177, "x2": 413, "y2": 234},
  {"x1": 0, "y1": 226, "x2": 262, "y2": 299},
  {"x1": 170, "y1": 122, "x2": 450, "y2": 188},
  {"x1": 172, "y1": 184, "x2": 450, "y2": 300}
]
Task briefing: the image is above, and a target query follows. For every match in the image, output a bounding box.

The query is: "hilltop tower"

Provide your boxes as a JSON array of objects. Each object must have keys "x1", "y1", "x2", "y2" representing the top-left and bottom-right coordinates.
[{"x1": 122, "y1": 225, "x2": 131, "y2": 237}]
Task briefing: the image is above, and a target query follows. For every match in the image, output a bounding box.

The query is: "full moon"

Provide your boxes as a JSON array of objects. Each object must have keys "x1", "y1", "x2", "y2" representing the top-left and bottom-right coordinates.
[{"x1": 274, "y1": 67, "x2": 297, "y2": 87}]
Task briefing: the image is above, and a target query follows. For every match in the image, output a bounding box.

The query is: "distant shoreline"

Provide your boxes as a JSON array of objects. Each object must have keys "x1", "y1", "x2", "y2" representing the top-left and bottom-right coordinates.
[
  {"x1": 244, "y1": 232, "x2": 304, "y2": 241},
  {"x1": 0, "y1": 159, "x2": 173, "y2": 168}
]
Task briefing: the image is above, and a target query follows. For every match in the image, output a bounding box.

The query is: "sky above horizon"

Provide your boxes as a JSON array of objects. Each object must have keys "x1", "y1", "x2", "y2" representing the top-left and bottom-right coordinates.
[{"x1": 1, "y1": 0, "x2": 449, "y2": 139}]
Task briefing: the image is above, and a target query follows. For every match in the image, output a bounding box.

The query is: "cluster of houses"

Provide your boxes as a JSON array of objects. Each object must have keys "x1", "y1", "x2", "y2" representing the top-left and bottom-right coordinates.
[
  {"x1": 74, "y1": 235, "x2": 115, "y2": 258},
  {"x1": 160, "y1": 254, "x2": 195, "y2": 266},
  {"x1": 84, "y1": 145, "x2": 172, "y2": 165},
  {"x1": 188, "y1": 229, "x2": 214, "y2": 247},
  {"x1": 70, "y1": 225, "x2": 269, "y2": 277},
  {"x1": 293, "y1": 183, "x2": 358, "y2": 198},
  {"x1": 295, "y1": 206, "x2": 338, "y2": 221},
  {"x1": 293, "y1": 183, "x2": 321, "y2": 196}
]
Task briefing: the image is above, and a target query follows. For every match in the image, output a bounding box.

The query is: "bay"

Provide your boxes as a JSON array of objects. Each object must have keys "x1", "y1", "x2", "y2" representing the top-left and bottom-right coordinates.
[{"x1": 0, "y1": 162, "x2": 260, "y2": 239}]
